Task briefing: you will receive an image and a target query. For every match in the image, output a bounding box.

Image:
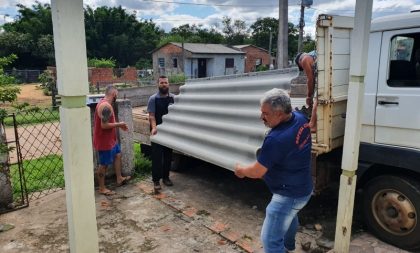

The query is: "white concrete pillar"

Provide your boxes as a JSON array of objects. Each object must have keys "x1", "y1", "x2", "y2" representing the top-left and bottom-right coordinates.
[
  {"x1": 334, "y1": 0, "x2": 373, "y2": 252},
  {"x1": 51, "y1": 0, "x2": 99, "y2": 252}
]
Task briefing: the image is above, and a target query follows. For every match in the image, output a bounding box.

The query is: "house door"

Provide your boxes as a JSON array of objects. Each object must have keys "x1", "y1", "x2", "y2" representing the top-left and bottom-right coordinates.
[
  {"x1": 375, "y1": 29, "x2": 420, "y2": 149},
  {"x1": 198, "y1": 58, "x2": 207, "y2": 78}
]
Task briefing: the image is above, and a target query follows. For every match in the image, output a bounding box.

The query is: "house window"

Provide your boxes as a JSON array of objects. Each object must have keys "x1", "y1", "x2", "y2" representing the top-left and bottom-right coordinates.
[
  {"x1": 158, "y1": 58, "x2": 165, "y2": 68},
  {"x1": 255, "y1": 58, "x2": 262, "y2": 66},
  {"x1": 225, "y1": 58, "x2": 234, "y2": 68},
  {"x1": 387, "y1": 33, "x2": 420, "y2": 87},
  {"x1": 172, "y1": 58, "x2": 178, "y2": 68}
]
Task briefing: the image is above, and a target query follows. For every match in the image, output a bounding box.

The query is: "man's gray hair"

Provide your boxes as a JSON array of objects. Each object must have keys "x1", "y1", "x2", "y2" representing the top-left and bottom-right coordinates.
[
  {"x1": 105, "y1": 85, "x2": 116, "y2": 95},
  {"x1": 260, "y1": 88, "x2": 292, "y2": 114}
]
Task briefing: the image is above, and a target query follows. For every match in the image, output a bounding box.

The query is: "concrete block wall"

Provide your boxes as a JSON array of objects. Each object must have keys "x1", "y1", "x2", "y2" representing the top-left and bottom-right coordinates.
[
  {"x1": 89, "y1": 67, "x2": 138, "y2": 86},
  {"x1": 90, "y1": 99, "x2": 135, "y2": 178},
  {"x1": 116, "y1": 100, "x2": 134, "y2": 176},
  {"x1": 47, "y1": 67, "x2": 138, "y2": 87},
  {"x1": 0, "y1": 125, "x2": 13, "y2": 210}
]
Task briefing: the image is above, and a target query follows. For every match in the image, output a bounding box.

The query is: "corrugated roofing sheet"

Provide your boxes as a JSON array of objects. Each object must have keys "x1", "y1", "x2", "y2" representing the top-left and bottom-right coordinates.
[
  {"x1": 151, "y1": 69, "x2": 305, "y2": 171},
  {"x1": 171, "y1": 43, "x2": 245, "y2": 54}
]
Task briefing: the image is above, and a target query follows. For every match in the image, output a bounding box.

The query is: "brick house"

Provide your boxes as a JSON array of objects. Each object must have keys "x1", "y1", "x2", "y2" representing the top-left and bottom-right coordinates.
[
  {"x1": 233, "y1": 45, "x2": 273, "y2": 73},
  {"x1": 152, "y1": 43, "x2": 246, "y2": 79},
  {"x1": 47, "y1": 66, "x2": 138, "y2": 87}
]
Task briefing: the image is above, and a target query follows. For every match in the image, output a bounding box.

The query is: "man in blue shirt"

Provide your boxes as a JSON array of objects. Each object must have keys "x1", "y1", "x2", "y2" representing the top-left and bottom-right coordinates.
[{"x1": 235, "y1": 88, "x2": 313, "y2": 253}]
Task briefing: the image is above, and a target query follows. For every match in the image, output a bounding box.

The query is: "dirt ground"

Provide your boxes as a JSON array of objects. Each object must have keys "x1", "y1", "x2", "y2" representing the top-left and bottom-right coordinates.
[
  {"x1": 0, "y1": 161, "x2": 411, "y2": 253},
  {"x1": 0, "y1": 84, "x2": 51, "y2": 110}
]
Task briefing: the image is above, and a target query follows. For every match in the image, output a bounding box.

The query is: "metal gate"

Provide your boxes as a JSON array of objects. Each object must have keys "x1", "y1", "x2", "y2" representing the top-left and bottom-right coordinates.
[{"x1": 0, "y1": 108, "x2": 63, "y2": 213}]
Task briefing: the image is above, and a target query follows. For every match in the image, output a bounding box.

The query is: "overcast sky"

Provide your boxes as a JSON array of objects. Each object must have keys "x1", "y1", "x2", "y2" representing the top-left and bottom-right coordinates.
[{"x1": 1, "y1": 0, "x2": 420, "y2": 36}]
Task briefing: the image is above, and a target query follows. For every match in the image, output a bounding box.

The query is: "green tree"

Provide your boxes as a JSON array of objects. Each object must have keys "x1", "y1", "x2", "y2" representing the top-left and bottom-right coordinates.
[
  {"x1": 303, "y1": 34, "x2": 316, "y2": 52},
  {"x1": 250, "y1": 18, "x2": 300, "y2": 60},
  {"x1": 222, "y1": 17, "x2": 250, "y2": 45},
  {"x1": 167, "y1": 24, "x2": 224, "y2": 44},
  {"x1": 0, "y1": 4, "x2": 163, "y2": 69},
  {"x1": 250, "y1": 17, "x2": 278, "y2": 51},
  {"x1": 84, "y1": 6, "x2": 163, "y2": 67},
  {"x1": 288, "y1": 23, "x2": 299, "y2": 59},
  {"x1": 0, "y1": 2, "x2": 53, "y2": 68}
]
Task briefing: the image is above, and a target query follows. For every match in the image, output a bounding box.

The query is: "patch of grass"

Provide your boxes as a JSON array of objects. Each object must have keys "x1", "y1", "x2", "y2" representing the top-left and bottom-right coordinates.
[
  {"x1": 133, "y1": 142, "x2": 152, "y2": 181},
  {"x1": 3, "y1": 109, "x2": 59, "y2": 127},
  {"x1": 8, "y1": 144, "x2": 151, "y2": 199},
  {"x1": 10, "y1": 154, "x2": 64, "y2": 198}
]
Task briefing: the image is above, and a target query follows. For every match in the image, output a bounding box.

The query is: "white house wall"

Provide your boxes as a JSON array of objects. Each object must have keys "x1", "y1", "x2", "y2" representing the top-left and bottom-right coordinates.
[{"x1": 184, "y1": 54, "x2": 245, "y2": 78}]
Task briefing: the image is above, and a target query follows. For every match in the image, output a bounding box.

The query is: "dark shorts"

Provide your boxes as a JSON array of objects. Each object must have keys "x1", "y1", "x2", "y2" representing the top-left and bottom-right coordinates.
[{"x1": 98, "y1": 144, "x2": 121, "y2": 166}]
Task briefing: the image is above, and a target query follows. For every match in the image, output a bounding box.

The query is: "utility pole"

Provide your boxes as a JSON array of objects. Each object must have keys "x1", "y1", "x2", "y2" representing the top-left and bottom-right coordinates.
[
  {"x1": 298, "y1": 0, "x2": 313, "y2": 53},
  {"x1": 268, "y1": 28, "x2": 273, "y2": 68},
  {"x1": 334, "y1": 0, "x2": 373, "y2": 252},
  {"x1": 277, "y1": 0, "x2": 288, "y2": 69},
  {"x1": 181, "y1": 40, "x2": 185, "y2": 75},
  {"x1": 298, "y1": 3, "x2": 305, "y2": 53}
]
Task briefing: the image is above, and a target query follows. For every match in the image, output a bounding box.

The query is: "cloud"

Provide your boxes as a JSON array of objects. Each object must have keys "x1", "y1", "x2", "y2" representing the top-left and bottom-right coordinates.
[
  {"x1": 2, "y1": 0, "x2": 50, "y2": 9},
  {"x1": 0, "y1": 14, "x2": 13, "y2": 26},
  {"x1": 1, "y1": 0, "x2": 419, "y2": 33}
]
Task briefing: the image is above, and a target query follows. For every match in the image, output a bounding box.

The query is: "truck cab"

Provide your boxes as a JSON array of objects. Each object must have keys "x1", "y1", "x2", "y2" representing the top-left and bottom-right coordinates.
[{"x1": 357, "y1": 11, "x2": 420, "y2": 251}]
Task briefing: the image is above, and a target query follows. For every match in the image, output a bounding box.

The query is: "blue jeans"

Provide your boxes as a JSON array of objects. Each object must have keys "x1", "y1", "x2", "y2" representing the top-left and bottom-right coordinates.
[{"x1": 261, "y1": 193, "x2": 311, "y2": 253}]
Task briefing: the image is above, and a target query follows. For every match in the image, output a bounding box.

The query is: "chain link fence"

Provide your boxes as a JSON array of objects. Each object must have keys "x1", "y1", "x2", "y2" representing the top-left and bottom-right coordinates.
[
  {"x1": 4, "y1": 69, "x2": 43, "y2": 84},
  {"x1": 1, "y1": 108, "x2": 63, "y2": 213}
]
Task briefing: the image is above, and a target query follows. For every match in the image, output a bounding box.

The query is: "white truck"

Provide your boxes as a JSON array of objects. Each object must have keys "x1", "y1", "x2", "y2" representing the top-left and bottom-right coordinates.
[{"x1": 149, "y1": 11, "x2": 420, "y2": 250}]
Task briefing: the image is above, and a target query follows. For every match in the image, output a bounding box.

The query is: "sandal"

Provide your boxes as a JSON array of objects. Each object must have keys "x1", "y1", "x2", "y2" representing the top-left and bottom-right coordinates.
[
  {"x1": 99, "y1": 189, "x2": 116, "y2": 196},
  {"x1": 116, "y1": 176, "x2": 131, "y2": 187}
]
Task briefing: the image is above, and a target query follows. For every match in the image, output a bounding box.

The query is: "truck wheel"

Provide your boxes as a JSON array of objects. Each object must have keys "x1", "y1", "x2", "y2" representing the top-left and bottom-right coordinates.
[{"x1": 362, "y1": 175, "x2": 420, "y2": 250}]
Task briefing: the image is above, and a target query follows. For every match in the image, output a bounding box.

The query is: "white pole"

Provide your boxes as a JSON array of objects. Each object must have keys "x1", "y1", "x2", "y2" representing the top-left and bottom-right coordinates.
[
  {"x1": 277, "y1": 0, "x2": 288, "y2": 68},
  {"x1": 51, "y1": 1, "x2": 99, "y2": 252},
  {"x1": 333, "y1": 0, "x2": 373, "y2": 252}
]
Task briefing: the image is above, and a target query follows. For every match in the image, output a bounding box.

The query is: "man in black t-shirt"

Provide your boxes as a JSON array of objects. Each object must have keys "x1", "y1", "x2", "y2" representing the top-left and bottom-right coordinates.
[{"x1": 147, "y1": 76, "x2": 175, "y2": 192}]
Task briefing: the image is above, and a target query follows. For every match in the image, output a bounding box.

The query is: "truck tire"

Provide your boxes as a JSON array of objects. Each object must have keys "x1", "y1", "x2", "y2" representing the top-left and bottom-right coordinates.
[{"x1": 362, "y1": 175, "x2": 420, "y2": 250}]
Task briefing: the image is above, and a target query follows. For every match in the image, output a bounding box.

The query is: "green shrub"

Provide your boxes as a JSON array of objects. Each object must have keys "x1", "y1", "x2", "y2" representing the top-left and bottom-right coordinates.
[
  {"x1": 168, "y1": 74, "x2": 186, "y2": 84},
  {"x1": 0, "y1": 54, "x2": 18, "y2": 86},
  {"x1": 256, "y1": 65, "x2": 269, "y2": 72},
  {"x1": 0, "y1": 109, "x2": 7, "y2": 120},
  {"x1": 0, "y1": 85, "x2": 20, "y2": 103},
  {"x1": 38, "y1": 70, "x2": 56, "y2": 96},
  {"x1": 11, "y1": 102, "x2": 29, "y2": 112},
  {"x1": 88, "y1": 58, "x2": 116, "y2": 68},
  {"x1": 133, "y1": 143, "x2": 151, "y2": 179},
  {"x1": 135, "y1": 58, "x2": 152, "y2": 69}
]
